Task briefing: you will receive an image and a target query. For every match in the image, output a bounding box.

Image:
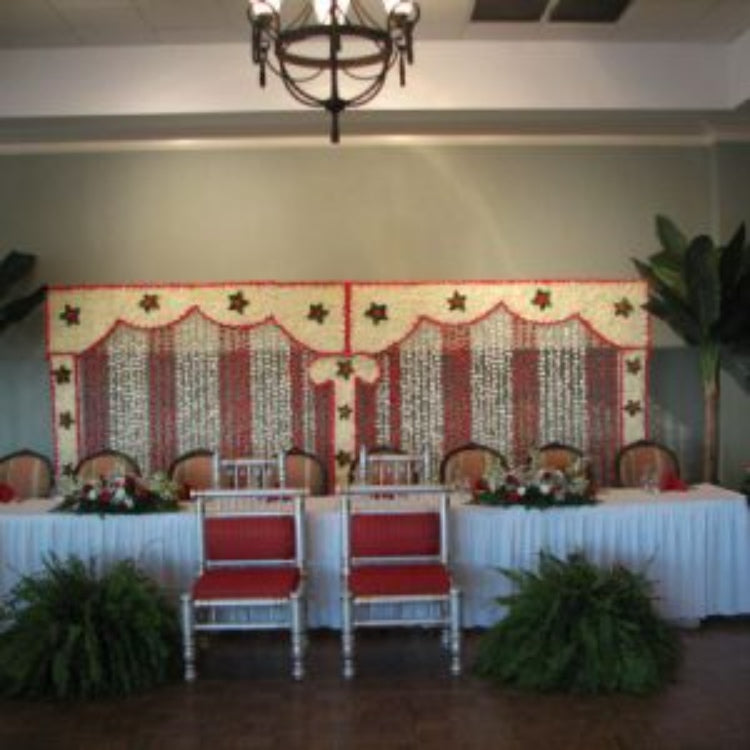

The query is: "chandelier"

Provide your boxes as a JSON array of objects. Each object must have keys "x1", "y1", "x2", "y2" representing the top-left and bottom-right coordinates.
[{"x1": 247, "y1": 1, "x2": 421, "y2": 142}]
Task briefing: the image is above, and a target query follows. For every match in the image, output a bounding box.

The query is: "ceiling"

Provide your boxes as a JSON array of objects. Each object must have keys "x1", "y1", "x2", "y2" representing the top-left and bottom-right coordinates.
[
  {"x1": 2, "y1": 0, "x2": 750, "y2": 48},
  {"x1": 1, "y1": 1, "x2": 750, "y2": 145}
]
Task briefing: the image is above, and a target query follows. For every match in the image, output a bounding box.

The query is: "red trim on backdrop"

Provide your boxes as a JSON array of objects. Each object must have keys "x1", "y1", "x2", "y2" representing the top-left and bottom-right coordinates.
[
  {"x1": 584, "y1": 347, "x2": 619, "y2": 487},
  {"x1": 50, "y1": 306, "x2": 342, "y2": 358},
  {"x1": 355, "y1": 379, "x2": 379, "y2": 454},
  {"x1": 78, "y1": 347, "x2": 110, "y2": 460},
  {"x1": 441, "y1": 326, "x2": 472, "y2": 450},
  {"x1": 148, "y1": 326, "x2": 177, "y2": 472},
  {"x1": 49, "y1": 279, "x2": 644, "y2": 294},
  {"x1": 313, "y1": 381, "x2": 335, "y2": 492},
  {"x1": 344, "y1": 282, "x2": 352, "y2": 355},
  {"x1": 219, "y1": 328, "x2": 253, "y2": 458}
]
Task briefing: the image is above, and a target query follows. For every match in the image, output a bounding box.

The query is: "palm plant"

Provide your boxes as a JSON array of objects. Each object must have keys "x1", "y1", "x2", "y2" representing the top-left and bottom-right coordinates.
[
  {"x1": 0, "y1": 250, "x2": 46, "y2": 334},
  {"x1": 633, "y1": 216, "x2": 750, "y2": 482}
]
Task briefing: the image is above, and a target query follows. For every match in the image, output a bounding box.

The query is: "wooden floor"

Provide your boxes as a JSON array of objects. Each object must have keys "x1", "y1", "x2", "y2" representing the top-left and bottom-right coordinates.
[{"x1": 0, "y1": 618, "x2": 748, "y2": 750}]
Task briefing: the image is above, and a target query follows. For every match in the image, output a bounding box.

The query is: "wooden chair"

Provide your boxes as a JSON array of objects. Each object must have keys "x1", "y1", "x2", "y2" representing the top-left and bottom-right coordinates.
[
  {"x1": 213, "y1": 453, "x2": 285, "y2": 489},
  {"x1": 181, "y1": 487, "x2": 308, "y2": 681},
  {"x1": 537, "y1": 442, "x2": 584, "y2": 472},
  {"x1": 168, "y1": 449, "x2": 215, "y2": 498},
  {"x1": 74, "y1": 449, "x2": 140, "y2": 481},
  {"x1": 283, "y1": 447, "x2": 327, "y2": 496},
  {"x1": 439, "y1": 442, "x2": 507, "y2": 488},
  {"x1": 340, "y1": 484, "x2": 461, "y2": 679},
  {"x1": 615, "y1": 439, "x2": 681, "y2": 488},
  {"x1": 0, "y1": 449, "x2": 53, "y2": 499},
  {"x1": 353, "y1": 445, "x2": 431, "y2": 486}
]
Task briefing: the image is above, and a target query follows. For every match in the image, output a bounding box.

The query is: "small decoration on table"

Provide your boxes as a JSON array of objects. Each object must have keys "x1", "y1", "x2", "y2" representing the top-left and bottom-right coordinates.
[
  {"x1": 0, "y1": 482, "x2": 17, "y2": 504},
  {"x1": 55, "y1": 472, "x2": 181, "y2": 515},
  {"x1": 472, "y1": 449, "x2": 596, "y2": 509}
]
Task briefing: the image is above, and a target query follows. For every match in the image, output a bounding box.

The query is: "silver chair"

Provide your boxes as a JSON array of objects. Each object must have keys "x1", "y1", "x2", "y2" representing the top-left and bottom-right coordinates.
[
  {"x1": 355, "y1": 445, "x2": 431, "y2": 486},
  {"x1": 340, "y1": 484, "x2": 461, "y2": 679},
  {"x1": 212, "y1": 452, "x2": 286, "y2": 489},
  {"x1": 181, "y1": 487, "x2": 308, "y2": 681}
]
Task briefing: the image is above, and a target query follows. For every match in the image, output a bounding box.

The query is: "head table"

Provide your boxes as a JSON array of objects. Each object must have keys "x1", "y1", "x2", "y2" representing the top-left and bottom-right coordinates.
[{"x1": 0, "y1": 484, "x2": 747, "y2": 628}]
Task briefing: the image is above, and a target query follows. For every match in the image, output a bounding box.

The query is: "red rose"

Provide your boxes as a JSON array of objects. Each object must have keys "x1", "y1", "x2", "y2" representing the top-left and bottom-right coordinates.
[{"x1": 0, "y1": 482, "x2": 17, "y2": 503}]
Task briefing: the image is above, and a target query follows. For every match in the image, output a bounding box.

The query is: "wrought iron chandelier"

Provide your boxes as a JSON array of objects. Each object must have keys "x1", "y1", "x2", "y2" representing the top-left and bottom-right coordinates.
[{"x1": 247, "y1": 1, "x2": 421, "y2": 142}]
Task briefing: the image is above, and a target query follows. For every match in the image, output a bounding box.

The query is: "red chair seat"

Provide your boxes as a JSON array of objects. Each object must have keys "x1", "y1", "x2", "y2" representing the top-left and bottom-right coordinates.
[
  {"x1": 193, "y1": 567, "x2": 300, "y2": 600},
  {"x1": 349, "y1": 564, "x2": 451, "y2": 597}
]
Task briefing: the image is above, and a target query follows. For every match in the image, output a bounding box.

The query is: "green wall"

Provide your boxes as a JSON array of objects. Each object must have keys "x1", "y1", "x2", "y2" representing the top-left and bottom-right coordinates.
[{"x1": 2, "y1": 139, "x2": 745, "y2": 485}]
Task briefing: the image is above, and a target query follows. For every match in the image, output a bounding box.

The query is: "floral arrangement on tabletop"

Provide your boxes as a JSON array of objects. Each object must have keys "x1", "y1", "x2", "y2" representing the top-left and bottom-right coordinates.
[
  {"x1": 472, "y1": 449, "x2": 596, "y2": 509},
  {"x1": 55, "y1": 472, "x2": 181, "y2": 515}
]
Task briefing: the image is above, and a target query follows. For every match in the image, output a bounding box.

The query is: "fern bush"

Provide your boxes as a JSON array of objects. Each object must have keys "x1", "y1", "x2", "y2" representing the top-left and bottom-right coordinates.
[
  {"x1": 475, "y1": 551, "x2": 682, "y2": 694},
  {"x1": 0, "y1": 556, "x2": 181, "y2": 699}
]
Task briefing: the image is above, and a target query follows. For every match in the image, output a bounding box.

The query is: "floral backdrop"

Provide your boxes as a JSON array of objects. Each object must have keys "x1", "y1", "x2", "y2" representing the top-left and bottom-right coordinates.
[{"x1": 46, "y1": 281, "x2": 648, "y2": 487}]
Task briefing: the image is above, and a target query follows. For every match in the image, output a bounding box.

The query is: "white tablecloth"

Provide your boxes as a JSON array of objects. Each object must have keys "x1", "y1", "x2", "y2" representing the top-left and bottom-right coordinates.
[{"x1": 0, "y1": 484, "x2": 747, "y2": 627}]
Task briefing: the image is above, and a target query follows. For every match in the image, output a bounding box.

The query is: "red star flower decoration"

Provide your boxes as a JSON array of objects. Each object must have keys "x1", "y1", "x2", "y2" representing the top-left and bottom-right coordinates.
[
  {"x1": 336, "y1": 359, "x2": 354, "y2": 380},
  {"x1": 59, "y1": 304, "x2": 81, "y2": 326},
  {"x1": 624, "y1": 400, "x2": 642, "y2": 416},
  {"x1": 228, "y1": 291, "x2": 249, "y2": 314},
  {"x1": 139, "y1": 293, "x2": 160, "y2": 313},
  {"x1": 614, "y1": 297, "x2": 634, "y2": 318},
  {"x1": 531, "y1": 288, "x2": 552, "y2": 310},
  {"x1": 365, "y1": 302, "x2": 388, "y2": 325},
  {"x1": 447, "y1": 290, "x2": 467, "y2": 311},
  {"x1": 338, "y1": 404, "x2": 353, "y2": 420},
  {"x1": 626, "y1": 357, "x2": 642, "y2": 375},
  {"x1": 336, "y1": 450, "x2": 352, "y2": 467},
  {"x1": 59, "y1": 411, "x2": 75, "y2": 429},
  {"x1": 53, "y1": 365, "x2": 72, "y2": 384},
  {"x1": 307, "y1": 303, "x2": 329, "y2": 324}
]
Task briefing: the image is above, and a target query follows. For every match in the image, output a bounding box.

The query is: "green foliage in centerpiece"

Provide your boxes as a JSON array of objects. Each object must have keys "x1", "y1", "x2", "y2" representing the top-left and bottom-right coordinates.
[
  {"x1": 0, "y1": 556, "x2": 181, "y2": 698},
  {"x1": 473, "y1": 449, "x2": 596, "y2": 509},
  {"x1": 56, "y1": 472, "x2": 181, "y2": 515},
  {"x1": 475, "y1": 551, "x2": 682, "y2": 694}
]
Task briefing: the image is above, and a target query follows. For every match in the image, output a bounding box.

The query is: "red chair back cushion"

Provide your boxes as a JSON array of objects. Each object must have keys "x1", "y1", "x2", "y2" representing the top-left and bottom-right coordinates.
[
  {"x1": 351, "y1": 512, "x2": 441, "y2": 558},
  {"x1": 205, "y1": 516, "x2": 296, "y2": 562}
]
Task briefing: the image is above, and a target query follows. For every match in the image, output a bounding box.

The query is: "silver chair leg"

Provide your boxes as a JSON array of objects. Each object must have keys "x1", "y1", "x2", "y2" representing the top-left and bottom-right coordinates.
[
  {"x1": 180, "y1": 593, "x2": 196, "y2": 682},
  {"x1": 342, "y1": 592, "x2": 355, "y2": 679},
  {"x1": 291, "y1": 593, "x2": 305, "y2": 680},
  {"x1": 449, "y1": 587, "x2": 461, "y2": 676}
]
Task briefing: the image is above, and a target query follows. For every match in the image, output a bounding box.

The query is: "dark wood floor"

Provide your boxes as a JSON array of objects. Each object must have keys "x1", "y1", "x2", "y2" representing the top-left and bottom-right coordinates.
[{"x1": 0, "y1": 618, "x2": 748, "y2": 750}]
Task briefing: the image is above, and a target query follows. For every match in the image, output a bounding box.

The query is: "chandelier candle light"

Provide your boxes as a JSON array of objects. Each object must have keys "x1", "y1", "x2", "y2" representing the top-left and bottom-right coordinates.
[{"x1": 247, "y1": 0, "x2": 420, "y2": 142}]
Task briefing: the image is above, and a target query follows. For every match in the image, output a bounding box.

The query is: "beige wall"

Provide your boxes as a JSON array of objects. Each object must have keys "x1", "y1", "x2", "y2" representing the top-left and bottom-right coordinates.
[
  {"x1": 2, "y1": 139, "x2": 741, "y2": 481},
  {"x1": 0, "y1": 143, "x2": 711, "y2": 292}
]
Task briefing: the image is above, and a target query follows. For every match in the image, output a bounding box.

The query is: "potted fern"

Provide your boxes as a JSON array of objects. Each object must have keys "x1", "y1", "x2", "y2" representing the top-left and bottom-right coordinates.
[
  {"x1": 0, "y1": 555, "x2": 181, "y2": 699},
  {"x1": 475, "y1": 551, "x2": 682, "y2": 694},
  {"x1": 633, "y1": 216, "x2": 750, "y2": 482}
]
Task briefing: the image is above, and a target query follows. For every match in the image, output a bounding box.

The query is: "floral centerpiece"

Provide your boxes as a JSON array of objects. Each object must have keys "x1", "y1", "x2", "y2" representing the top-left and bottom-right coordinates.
[
  {"x1": 55, "y1": 472, "x2": 181, "y2": 515},
  {"x1": 473, "y1": 449, "x2": 596, "y2": 510}
]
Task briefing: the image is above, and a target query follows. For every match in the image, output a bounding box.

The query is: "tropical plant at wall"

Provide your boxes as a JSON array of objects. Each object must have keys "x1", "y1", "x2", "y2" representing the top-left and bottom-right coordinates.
[
  {"x1": 0, "y1": 250, "x2": 46, "y2": 334},
  {"x1": 0, "y1": 555, "x2": 181, "y2": 699},
  {"x1": 633, "y1": 216, "x2": 750, "y2": 482},
  {"x1": 474, "y1": 551, "x2": 682, "y2": 694}
]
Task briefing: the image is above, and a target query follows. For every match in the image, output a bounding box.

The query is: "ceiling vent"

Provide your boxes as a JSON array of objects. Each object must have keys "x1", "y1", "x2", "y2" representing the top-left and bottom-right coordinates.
[{"x1": 472, "y1": 0, "x2": 632, "y2": 24}]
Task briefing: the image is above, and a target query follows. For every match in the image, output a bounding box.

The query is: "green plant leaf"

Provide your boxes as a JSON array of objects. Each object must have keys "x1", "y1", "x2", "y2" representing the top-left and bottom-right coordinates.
[
  {"x1": 684, "y1": 235, "x2": 721, "y2": 338},
  {"x1": 475, "y1": 551, "x2": 681, "y2": 695},
  {"x1": 0, "y1": 555, "x2": 180, "y2": 699},
  {"x1": 655, "y1": 215, "x2": 688, "y2": 257},
  {"x1": 719, "y1": 223, "x2": 747, "y2": 297}
]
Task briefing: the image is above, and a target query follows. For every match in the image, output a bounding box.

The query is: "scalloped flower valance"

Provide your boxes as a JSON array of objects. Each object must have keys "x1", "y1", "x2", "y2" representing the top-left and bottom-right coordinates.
[{"x1": 46, "y1": 280, "x2": 649, "y2": 486}]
